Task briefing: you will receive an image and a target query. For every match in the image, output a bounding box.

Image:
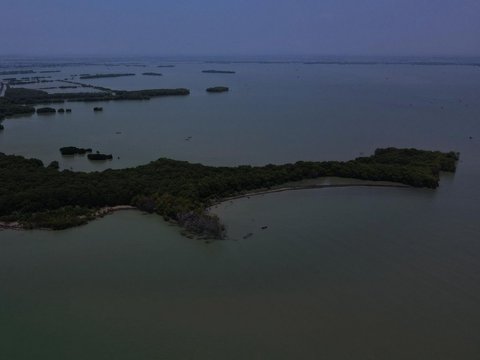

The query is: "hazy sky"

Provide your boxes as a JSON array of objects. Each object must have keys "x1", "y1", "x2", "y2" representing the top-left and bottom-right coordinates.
[{"x1": 1, "y1": 0, "x2": 479, "y2": 56}]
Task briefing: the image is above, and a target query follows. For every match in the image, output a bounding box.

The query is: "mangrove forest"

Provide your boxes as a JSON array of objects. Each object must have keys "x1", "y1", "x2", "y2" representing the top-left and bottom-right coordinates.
[
  {"x1": 0, "y1": 148, "x2": 458, "y2": 238},
  {"x1": 206, "y1": 86, "x2": 229, "y2": 93}
]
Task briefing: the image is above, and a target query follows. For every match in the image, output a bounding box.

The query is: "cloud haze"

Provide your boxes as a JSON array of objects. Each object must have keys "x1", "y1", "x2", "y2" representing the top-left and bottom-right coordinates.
[{"x1": 1, "y1": 0, "x2": 479, "y2": 56}]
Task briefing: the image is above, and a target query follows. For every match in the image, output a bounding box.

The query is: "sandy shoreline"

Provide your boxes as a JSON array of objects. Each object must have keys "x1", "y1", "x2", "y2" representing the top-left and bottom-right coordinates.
[
  {"x1": 214, "y1": 182, "x2": 410, "y2": 205},
  {"x1": 94, "y1": 205, "x2": 137, "y2": 217}
]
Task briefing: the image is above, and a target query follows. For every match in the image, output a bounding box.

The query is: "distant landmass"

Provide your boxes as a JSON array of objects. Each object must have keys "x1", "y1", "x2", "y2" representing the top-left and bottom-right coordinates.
[
  {"x1": 202, "y1": 70, "x2": 236, "y2": 74},
  {"x1": 79, "y1": 73, "x2": 136, "y2": 79},
  {"x1": 206, "y1": 86, "x2": 229, "y2": 93}
]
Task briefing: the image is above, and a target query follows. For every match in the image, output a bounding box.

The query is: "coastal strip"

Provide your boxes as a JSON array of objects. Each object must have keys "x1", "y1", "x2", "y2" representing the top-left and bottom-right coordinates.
[
  {"x1": 214, "y1": 182, "x2": 410, "y2": 205},
  {"x1": 94, "y1": 205, "x2": 137, "y2": 217},
  {"x1": 0, "y1": 148, "x2": 459, "y2": 238},
  {"x1": 1, "y1": 183, "x2": 408, "y2": 231}
]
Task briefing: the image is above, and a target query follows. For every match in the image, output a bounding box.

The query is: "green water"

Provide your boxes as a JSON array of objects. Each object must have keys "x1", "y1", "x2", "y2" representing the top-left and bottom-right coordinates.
[{"x1": 1, "y1": 58, "x2": 480, "y2": 358}]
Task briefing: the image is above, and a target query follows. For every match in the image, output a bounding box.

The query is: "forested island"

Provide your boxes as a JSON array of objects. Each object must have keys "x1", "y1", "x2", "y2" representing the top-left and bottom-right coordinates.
[
  {"x1": 142, "y1": 72, "x2": 163, "y2": 76},
  {"x1": 0, "y1": 148, "x2": 458, "y2": 238},
  {"x1": 1, "y1": 86, "x2": 190, "y2": 106},
  {"x1": 206, "y1": 86, "x2": 229, "y2": 93},
  {"x1": 202, "y1": 70, "x2": 236, "y2": 74},
  {"x1": 2, "y1": 77, "x2": 53, "y2": 86},
  {"x1": 0, "y1": 70, "x2": 36, "y2": 76},
  {"x1": 0, "y1": 86, "x2": 190, "y2": 130},
  {"x1": 60, "y1": 147, "x2": 92, "y2": 155},
  {"x1": 88, "y1": 153, "x2": 113, "y2": 160},
  {"x1": 79, "y1": 73, "x2": 136, "y2": 79},
  {"x1": 0, "y1": 97, "x2": 35, "y2": 121},
  {"x1": 36, "y1": 107, "x2": 56, "y2": 114}
]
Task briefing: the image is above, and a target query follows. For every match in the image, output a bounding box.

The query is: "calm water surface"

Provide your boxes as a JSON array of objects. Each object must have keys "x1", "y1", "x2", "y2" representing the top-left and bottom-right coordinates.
[{"x1": 1, "y1": 58, "x2": 479, "y2": 359}]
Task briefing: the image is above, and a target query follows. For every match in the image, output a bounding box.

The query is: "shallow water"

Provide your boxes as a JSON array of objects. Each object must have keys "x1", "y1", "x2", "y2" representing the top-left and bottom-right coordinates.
[
  {"x1": 1, "y1": 58, "x2": 480, "y2": 359},
  {"x1": 2, "y1": 61, "x2": 479, "y2": 170}
]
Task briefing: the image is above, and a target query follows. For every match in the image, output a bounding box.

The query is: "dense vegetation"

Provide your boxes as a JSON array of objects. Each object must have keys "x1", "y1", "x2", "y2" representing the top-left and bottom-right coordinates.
[
  {"x1": 0, "y1": 70, "x2": 35, "y2": 76},
  {"x1": 202, "y1": 70, "x2": 236, "y2": 74},
  {"x1": 60, "y1": 147, "x2": 92, "y2": 155},
  {"x1": 0, "y1": 148, "x2": 458, "y2": 237},
  {"x1": 58, "y1": 79, "x2": 114, "y2": 92},
  {"x1": 3, "y1": 86, "x2": 190, "y2": 105},
  {"x1": 206, "y1": 86, "x2": 229, "y2": 93},
  {"x1": 3, "y1": 76, "x2": 53, "y2": 86},
  {"x1": 88, "y1": 153, "x2": 113, "y2": 160},
  {"x1": 79, "y1": 73, "x2": 135, "y2": 79},
  {"x1": 0, "y1": 97, "x2": 35, "y2": 121},
  {"x1": 0, "y1": 86, "x2": 189, "y2": 127},
  {"x1": 36, "y1": 107, "x2": 56, "y2": 114}
]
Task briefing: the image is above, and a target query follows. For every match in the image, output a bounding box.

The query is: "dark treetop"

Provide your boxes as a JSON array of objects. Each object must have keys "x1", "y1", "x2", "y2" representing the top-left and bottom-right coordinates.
[
  {"x1": 206, "y1": 86, "x2": 229, "y2": 93},
  {"x1": 202, "y1": 70, "x2": 236, "y2": 74},
  {"x1": 79, "y1": 73, "x2": 135, "y2": 79},
  {"x1": 0, "y1": 87, "x2": 190, "y2": 113}
]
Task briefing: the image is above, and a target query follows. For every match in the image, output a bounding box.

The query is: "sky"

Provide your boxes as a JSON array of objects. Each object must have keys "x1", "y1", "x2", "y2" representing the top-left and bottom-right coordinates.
[{"x1": 1, "y1": 0, "x2": 479, "y2": 57}]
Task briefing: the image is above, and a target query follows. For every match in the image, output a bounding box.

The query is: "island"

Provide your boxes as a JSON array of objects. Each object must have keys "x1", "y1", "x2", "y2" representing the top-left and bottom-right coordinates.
[
  {"x1": 202, "y1": 70, "x2": 236, "y2": 74},
  {"x1": 0, "y1": 70, "x2": 35, "y2": 76},
  {"x1": 206, "y1": 86, "x2": 229, "y2": 93},
  {"x1": 87, "y1": 153, "x2": 113, "y2": 160},
  {"x1": 2, "y1": 87, "x2": 190, "y2": 106},
  {"x1": 36, "y1": 107, "x2": 56, "y2": 114},
  {"x1": 60, "y1": 147, "x2": 93, "y2": 155},
  {"x1": 157, "y1": 65, "x2": 175, "y2": 68},
  {"x1": 0, "y1": 98, "x2": 35, "y2": 121},
  {"x1": 0, "y1": 148, "x2": 459, "y2": 239},
  {"x1": 142, "y1": 72, "x2": 163, "y2": 76},
  {"x1": 93, "y1": 107, "x2": 103, "y2": 112},
  {"x1": 79, "y1": 73, "x2": 136, "y2": 79}
]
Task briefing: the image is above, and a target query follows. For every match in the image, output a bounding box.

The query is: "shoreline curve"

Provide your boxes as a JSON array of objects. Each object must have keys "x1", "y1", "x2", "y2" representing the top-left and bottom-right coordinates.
[{"x1": 1, "y1": 183, "x2": 410, "y2": 232}]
